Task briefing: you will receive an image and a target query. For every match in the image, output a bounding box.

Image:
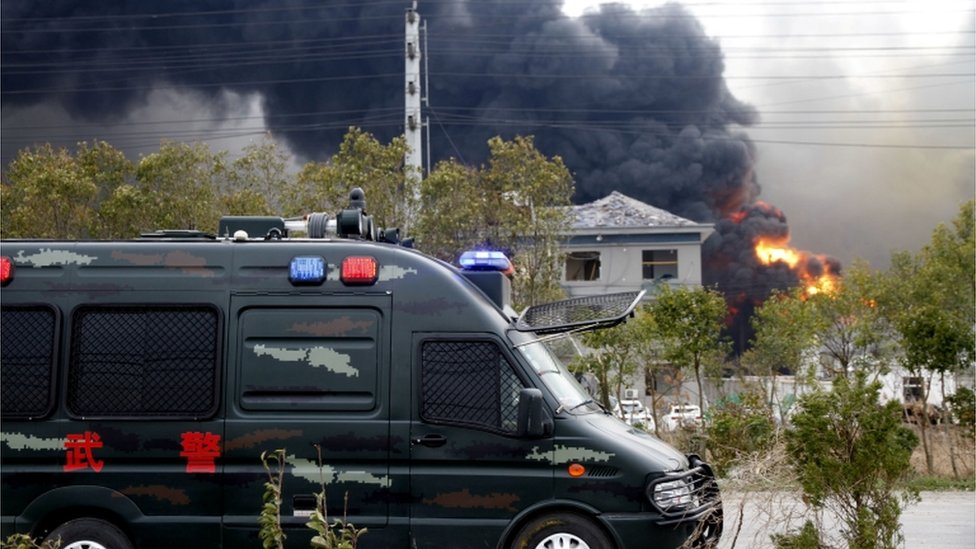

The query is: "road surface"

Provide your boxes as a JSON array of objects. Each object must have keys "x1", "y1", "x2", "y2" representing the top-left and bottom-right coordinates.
[{"x1": 718, "y1": 491, "x2": 975, "y2": 549}]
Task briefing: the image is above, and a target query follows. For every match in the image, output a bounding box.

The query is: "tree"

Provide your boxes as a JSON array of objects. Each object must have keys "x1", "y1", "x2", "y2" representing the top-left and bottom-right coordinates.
[
  {"x1": 649, "y1": 285, "x2": 730, "y2": 414},
  {"x1": 413, "y1": 158, "x2": 483, "y2": 262},
  {"x1": 284, "y1": 128, "x2": 413, "y2": 232},
  {"x1": 483, "y1": 136, "x2": 573, "y2": 307},
  {"x1": 807, "y1": 261, "x2": 893, "y2": 379},
  {"x1": 785, "y1": 373, "x2": 918, "y2": 549},
  {"x1": 630, "y1": 307, "x2": 672, "y2": 437},
  {"x1": 2, "y1": 141, "x2": 131, "y2": 239},
  {"x1": 218, "y1": 136, "x2": 293, "y2": 218},
  {"x1": 743, "y1": 288, "x2": 824, "y2": 418},
  {"x1": 133, "y1": 141, "x2": 225, "y2": 232},
  {"x1": 415, "y1": 135, "x2": 573, "y2": 309},
  {"x1": 880, "y1": 201, "x2": 975, "y2": 474},
  {"x1": 575, "y1": 317, "x2": 643, "y2": 414}
]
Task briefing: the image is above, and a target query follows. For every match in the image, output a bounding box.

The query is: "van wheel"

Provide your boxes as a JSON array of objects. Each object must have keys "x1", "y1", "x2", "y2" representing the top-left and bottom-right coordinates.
[
  {"x1": 43, "y1": 518, "x2": 134, "y2": 549},
  {"x1": 511, "y1": 512, "x2": 613, "y2": 549}
]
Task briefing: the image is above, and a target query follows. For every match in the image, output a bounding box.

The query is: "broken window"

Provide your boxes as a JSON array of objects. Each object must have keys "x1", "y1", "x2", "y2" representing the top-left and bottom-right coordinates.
[{"x1": 565, "y1": 251, "x2": 601, "y2": 281}]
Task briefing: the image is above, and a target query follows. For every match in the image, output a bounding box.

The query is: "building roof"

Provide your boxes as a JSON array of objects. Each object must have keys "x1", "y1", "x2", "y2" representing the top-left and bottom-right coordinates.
[{"x1": 569, "y1": 191, "x2": 700, "y2": 230}]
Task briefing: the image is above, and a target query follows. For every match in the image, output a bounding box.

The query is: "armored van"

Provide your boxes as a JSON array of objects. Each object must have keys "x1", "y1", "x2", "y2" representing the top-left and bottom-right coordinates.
[{"x1": 0, "y1": 191, "x2": 722, "y2": 549}]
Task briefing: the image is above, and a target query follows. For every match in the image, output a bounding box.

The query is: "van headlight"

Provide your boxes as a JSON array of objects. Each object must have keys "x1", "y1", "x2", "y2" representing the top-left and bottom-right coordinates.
[{"x1": 649, "y1": 477, "x2": 696, "y2": 511}]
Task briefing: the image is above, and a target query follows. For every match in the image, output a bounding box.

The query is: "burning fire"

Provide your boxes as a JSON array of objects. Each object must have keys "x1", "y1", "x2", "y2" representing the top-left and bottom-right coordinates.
[
  {"x1": 753, "y1": 236, "x2": 839, "y2": 297},
  {"x1": 726, "y1": 201, "x2": 841, "y2": 298}
]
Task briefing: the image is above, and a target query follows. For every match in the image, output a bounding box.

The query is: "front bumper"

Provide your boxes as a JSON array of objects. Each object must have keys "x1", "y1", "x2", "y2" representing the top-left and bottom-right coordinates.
[
  {"x1": 595, "y1": 455, "x2": 723, "y2": 549},
  {"x1": 644, "y1": 455, "x2": 723, "y2": 547}
]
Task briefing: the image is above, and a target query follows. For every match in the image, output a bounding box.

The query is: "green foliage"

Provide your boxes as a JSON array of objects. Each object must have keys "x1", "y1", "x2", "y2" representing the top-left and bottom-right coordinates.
[
  {"x1": 884, "y1": 203, "x2": 975, "y2": 378},
  {"x1": 258, "y1": 447, "x2": 366, "y2": 549},
  {"x1": 705, "y1": 390, "x2": 777, "y2": 476},
  {"x1": 945, "y1": 387, "x2": 975, "y2": 436},
  {"x1": 807, "y1": 261, "x2": 893, "y2": 378},
  {"x1": 134, "y1": 140, "x2": 224, "y2": 231},
  {"x1": 771, "y1": 520, "x2": 825, "y2": 549},
  {"x1": 219, "y1": 137, "x2": 293, "y2": 217},
  {"x1": 483, "y1": 135, "x2": 573, "y2": 308},
  {"x1": 901, "y1": 474, "x2": 975, "y2": 492},
  {"x1": 306, "y1": 445, "x2": 367, "y2": 549},
  {"x1": 415, "y1": 135, "x2": 573, "y2": 309},
  {"x1": 879, "y1": 201, "x2": 975, "y2": 474},
  {"x1": 745, "y1": 288, "x2": 824, "y2": 376},
  {"x1": 1, "y1": 533, "x2": 60, "y2": 549},
  {"x1": 308, "y1": 492, "x2": 367, "y2": 549},
  {"x1": 259, "y1": 449, "x2": 287, "y2": 549},
  {"x1": 1, "y1": 132, "x2": 571, "y2": 311},
  {"x1": 283, "y1": 128, "x2": 412, "y2": 230},
  {"x1": 576, "y1": 315, "x2": 644, "y2": 411},
  {"x1": 785, "y1": 373, "x2": 918, "y2": 549},
  {"x1": 649, "y1": 285, "x2": 730, "y2": 413},
  {"x1": 1, "y1": 141, "x2": 130, "y2": 238},
  {"x1": 414, "y1": 159, "x2": 485, "y2": 262}
]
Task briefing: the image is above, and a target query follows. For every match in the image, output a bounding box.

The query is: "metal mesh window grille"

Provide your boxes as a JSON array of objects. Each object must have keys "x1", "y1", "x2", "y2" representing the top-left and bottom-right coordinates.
[
  {"x1": 515, "y1": 291, "x2": 641, "y2": 333},
  {"x1": 1, "y1": 306, "x2": 56, "y2": 417},
  {"x1": 68, "y1": 306, "x2": 219, "y2": 417},
  {"x1": 421, "y1": 341, "x2": 523, "y2": 434}
]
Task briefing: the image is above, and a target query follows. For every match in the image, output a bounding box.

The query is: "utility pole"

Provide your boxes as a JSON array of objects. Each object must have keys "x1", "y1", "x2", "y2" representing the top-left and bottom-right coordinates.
[{"x1": 404, "y1": 2, "x2": 423, "y2": 187}]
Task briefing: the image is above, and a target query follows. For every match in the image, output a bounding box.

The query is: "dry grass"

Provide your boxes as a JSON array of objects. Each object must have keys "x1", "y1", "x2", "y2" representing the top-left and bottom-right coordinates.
[{"x1": 909, "y1": 425, "x2": 975, "y2": 480}]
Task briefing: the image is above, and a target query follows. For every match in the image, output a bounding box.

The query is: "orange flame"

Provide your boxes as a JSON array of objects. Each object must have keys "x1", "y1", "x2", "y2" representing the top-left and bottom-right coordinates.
[
  {"x1": 755, "y1": 238, "x2": 801, "y2": 269},
  {"x1": 753, "y1": 237, "x2": 839, "y2": 298}
]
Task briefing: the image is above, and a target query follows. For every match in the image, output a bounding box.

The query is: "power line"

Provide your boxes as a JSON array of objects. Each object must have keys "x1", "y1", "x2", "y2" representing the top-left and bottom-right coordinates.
[
  {"x1": 8, "y1": 69, "x2": 968, "y2": 96},
  {"x1": 0, "y1": 73, "x2": 403, "y2": 96},
  {"x1": 5, "y1": 106, "x2": 970, "y2": 133},
  {"x1": 3, "y1": 4, "x2": 973, "y2": 35}
]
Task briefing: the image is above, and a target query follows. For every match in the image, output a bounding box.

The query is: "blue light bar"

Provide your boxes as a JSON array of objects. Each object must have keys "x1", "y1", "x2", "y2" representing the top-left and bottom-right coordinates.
[
  {"x1": 459, "y1": 250, "x2": 512, "y2": 273},
  {"x1": 289, "y1": 256, "x2": 326, "y2": 285}
]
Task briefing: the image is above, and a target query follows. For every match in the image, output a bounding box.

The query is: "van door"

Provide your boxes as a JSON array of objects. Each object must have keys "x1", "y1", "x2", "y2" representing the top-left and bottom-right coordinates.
[
  {"x1": 222, "y1": 295, "x2": 392, "y2": 547},
  {"x1": 408, "y1": 335, "x2": 554, "y2": 548}
]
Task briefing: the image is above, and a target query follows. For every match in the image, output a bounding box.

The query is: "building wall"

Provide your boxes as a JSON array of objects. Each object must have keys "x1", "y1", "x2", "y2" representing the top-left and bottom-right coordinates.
[{"x1": 560, "y1": 232, "x2": 706, "y2": 298}]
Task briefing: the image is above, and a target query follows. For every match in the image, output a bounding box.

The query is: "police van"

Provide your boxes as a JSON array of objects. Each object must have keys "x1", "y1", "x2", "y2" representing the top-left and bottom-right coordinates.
[{"x1": 0, "y1": 189, "x2": 722, "y2": 549}]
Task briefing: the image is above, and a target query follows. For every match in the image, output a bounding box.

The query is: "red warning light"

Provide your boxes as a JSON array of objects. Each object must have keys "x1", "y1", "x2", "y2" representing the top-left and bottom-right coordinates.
[
  {"x1": 341, "y1": 256, "x2": 378, "y2": 285},
  {"x1": 0, "y1": 256, "x2": 13, "y2": 286}
]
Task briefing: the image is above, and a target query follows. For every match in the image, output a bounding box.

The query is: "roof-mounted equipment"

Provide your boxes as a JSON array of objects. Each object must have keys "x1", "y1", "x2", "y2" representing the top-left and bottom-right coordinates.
[{"x1": 217, "y1": 188, "x2": 411, "y2": 246}]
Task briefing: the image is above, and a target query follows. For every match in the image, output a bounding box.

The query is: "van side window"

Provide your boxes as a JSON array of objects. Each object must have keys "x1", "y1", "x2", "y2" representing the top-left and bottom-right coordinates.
[
  {"x1": 237, "y1": 308, "x2": 380, "y2": 412},
  {"x1": 421, "y1": 340, "x2": 524, "y2": 434},
  {"x1": 67, "y1": 306, "x2": 219, "y2": 418},
  {"x1": 1, "y1": 306, "x2": 57, "y2": 418}
]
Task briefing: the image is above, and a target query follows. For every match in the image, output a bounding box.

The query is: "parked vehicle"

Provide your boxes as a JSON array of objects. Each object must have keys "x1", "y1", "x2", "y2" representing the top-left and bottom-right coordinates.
[
  {"x1": 0, "y1": 189, "x2": 722, "y2": 549},
  {"x1": 662, "y1": 404, "x2": 704, "y2": 431},
  {"x1": 619, "y1": 399, "x2": 656, "y2": 430}
]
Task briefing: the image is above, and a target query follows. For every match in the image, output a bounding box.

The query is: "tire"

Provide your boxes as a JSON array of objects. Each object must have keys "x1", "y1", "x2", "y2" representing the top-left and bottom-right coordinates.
[
  {"x1": 43, "y1": 518, "x2": 134, "y2": 549},
  {"x1": 511, "y1": 512, "x2": 613, "y2": 549}
]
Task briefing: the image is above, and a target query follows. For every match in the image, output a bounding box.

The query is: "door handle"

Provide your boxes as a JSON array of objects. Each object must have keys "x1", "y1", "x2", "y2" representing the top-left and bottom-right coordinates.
[{"x1": 411, "y1": 434, "x2": 447, "y2": 448}]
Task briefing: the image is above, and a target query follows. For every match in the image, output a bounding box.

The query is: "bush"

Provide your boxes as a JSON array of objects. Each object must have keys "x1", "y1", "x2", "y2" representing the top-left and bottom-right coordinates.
[
  {"x1": 705, "y1": 390, "x2": 777, "y2": 476},
  {"x1": 785, "y1": 373, "x2": 919, "y2": 549},
  {"x1": 771, "y1": 520, "x2": 825, "y2": 549}
]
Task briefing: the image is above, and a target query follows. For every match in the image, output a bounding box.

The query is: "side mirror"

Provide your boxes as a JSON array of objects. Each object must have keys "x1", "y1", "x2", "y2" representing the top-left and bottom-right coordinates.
[{"x1": 517, "y1": 388, "x2": 551, "y2": 438}]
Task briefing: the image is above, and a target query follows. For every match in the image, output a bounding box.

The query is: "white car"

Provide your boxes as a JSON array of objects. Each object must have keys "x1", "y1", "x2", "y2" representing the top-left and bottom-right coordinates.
[
  {"x1": 662, "y1": 404, "x2": 703, "y2": 431},
  {"x1": 619, "y1": 399, "x2": 655, "y2": 430}
]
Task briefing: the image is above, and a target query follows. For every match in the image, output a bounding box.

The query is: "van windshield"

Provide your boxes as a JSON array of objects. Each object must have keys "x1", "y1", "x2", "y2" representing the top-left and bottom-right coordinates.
[{"x1": 515, "y1": 337, "x2": 601, "y2": 414}]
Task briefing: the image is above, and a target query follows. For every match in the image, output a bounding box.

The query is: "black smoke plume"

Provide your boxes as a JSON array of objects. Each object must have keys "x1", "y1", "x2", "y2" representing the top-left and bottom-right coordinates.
[{"x1": 1, "y1": 0, "x2": 838, "y2": 352}]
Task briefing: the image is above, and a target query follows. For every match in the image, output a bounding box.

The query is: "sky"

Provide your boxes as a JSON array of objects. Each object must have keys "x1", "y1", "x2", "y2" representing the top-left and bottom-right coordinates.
[
  {"x1": 567, "y1": 0, "x2": 975, "y2": 269},
  {"x1": 1, "y1": 0, "x2": 974, "y2": 272}
]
